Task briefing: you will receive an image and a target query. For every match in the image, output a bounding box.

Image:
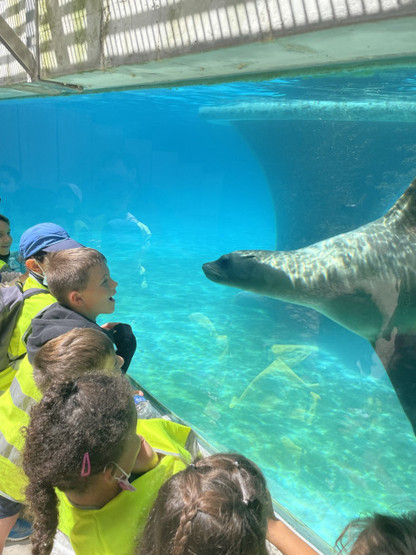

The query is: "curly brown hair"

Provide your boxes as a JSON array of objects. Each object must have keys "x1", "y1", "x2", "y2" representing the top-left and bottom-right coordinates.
[
  {"x1": 139, "y1": 452, "x2": 272, "y2": 555},
  {"x1": 33, "y1": 327, "x2": 116, "y2": 392},
  {"x1": 43, "y1": 247, "x2": 107, "y2": 305},
  {"x1": 23, "y1": 373, "x2": 136, "y2": 555},
  {"x1": 335, "y1": 512, "x2": 416, "y2": 554}
]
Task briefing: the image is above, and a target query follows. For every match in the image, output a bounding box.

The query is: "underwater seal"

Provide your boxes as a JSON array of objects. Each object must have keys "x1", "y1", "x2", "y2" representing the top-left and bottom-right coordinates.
[{"x1": 202, "y1": 177, "x2": 416, "y2": 433}]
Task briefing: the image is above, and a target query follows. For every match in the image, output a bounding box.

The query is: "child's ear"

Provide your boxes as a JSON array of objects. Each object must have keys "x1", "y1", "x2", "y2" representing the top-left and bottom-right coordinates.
[
  {"x1": 68, "y1": 291, "x2": 84, "y2": 308},
  {"x1": 102, "y1": 464, "x2": 115, "y2": 484},
  {"x1": 25, "y1": 259, "x2": 42, "y2": 274}
]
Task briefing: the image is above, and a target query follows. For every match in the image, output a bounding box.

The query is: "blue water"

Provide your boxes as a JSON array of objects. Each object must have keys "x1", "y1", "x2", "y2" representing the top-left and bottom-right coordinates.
[{"x1": 1, "y1": 66, "x2": 416, "y2": 548}]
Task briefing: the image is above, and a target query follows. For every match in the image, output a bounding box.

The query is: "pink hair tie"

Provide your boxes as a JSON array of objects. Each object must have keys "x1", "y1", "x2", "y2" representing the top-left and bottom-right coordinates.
[{"x1": 81, "y1": 452, "x2": 91, "y2": 477}]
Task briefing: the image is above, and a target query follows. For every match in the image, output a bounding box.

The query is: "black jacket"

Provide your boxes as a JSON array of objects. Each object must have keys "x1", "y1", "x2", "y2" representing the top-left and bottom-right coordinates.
[{"x1": 26, "y1": 302, "x2": 136, "y2": 372}]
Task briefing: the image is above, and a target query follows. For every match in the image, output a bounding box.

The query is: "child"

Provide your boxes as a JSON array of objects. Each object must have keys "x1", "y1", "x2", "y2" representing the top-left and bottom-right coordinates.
[
  {"x1": 26, "y1": 247, "x2": 136, "y2": 373},
  {"x1": 335, "y1": 512, "x2": 416, "y2": 554},
  {"x1": 0, "y1": 328, "x2": 124, "y2": 553},
  {"x1": 0, "y1": 222, "x2": 83, "y2": 394},
  {"x1": 32, "y1": 327, "x2": 124, "y2": 391},
  {"x1": 0, "y1": 214, "x2": 24, "y2": 283},
  {"x1": 23, "y1": 373, "x2": 193, "y2": 555},
  {"x1": 139, "y1": 453, "x2": 318, "y2": 555}
]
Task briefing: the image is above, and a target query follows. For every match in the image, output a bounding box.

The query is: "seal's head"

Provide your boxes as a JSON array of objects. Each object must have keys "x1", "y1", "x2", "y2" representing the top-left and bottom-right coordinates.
[
  {"x1": 202, "y1": 250, "x2": 291, "y2": 298},
  {"x1": 202, "y1": 251, "x2": 264, "y2": 288}
]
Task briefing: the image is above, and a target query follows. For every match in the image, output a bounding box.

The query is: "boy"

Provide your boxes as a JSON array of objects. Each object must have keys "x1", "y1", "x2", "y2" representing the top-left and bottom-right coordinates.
[
  {"x1": 0, "y1": 222, "x2": 83, "y2": 395},
  {"x1": 0, "y1": 214, "x2": 25, "y2": 283},
  {"x1": 26, "y1": 247, "x2": 136, "y2": 372}
]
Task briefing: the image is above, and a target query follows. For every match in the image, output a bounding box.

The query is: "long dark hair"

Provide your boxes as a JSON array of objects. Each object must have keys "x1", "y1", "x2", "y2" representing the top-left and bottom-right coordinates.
[
  {"x1": 23, "y1": 373, "x2": 136, "y2": 555},
  {"x1": 139, "y1": 452, "x2": 272, "y2": 555},
  {"x1": 335, "y1": 512, "x2": 416, "y2": 554}
]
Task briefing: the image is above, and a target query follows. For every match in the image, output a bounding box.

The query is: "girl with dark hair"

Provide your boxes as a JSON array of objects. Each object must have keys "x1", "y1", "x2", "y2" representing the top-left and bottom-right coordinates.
[
  {"x1": 335, "y1": 512, "x2": 416, "y2": 554},
  {"x1": 23, "y1": 373, "x2": 193, "y2": 555},
  {"x1": 139, "y1": 453, "x2": 318, "y2": 555},
  {"x1": 0, "y1": 327, "x2": 124, "y2": 551}
]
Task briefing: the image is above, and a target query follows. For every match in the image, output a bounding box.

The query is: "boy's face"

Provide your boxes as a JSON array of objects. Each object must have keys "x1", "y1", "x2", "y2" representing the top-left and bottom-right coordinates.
[
  {"x1": 0, "y1": 220, "x2": 12, "y2": 256},
  {"x1": 77, "y1": 262, "x2": 118, "y2": 320}
]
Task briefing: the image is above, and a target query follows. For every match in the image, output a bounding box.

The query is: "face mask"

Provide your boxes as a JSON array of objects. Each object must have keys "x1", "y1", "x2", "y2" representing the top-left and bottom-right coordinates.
[
  {"x1": 105, "y1": 461, "x2": 136, "y2": 492},
  {"x1": 31, "y1": 261, "x2": 48, "y2": 286}
]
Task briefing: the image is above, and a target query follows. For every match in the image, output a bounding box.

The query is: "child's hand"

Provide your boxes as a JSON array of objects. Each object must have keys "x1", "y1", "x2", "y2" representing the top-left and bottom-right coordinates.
[
  {"x1": 111, "y1": 324, "x2": 137, "y2": 372},
  {"x1": 101, "y1": 323, "x2": 137, "y2": 372},
  {"x1": 101, "y1": 322, "x2": 120, "y2": 330},
  {"x1": 132, "y1": 435, "x2": 159, "y2": 474}
]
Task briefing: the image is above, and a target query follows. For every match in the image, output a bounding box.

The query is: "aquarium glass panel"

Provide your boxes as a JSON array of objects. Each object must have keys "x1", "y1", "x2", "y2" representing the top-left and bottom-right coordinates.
[{"x1": 1, "y1": 66, "x2": 416, "y2": 549}]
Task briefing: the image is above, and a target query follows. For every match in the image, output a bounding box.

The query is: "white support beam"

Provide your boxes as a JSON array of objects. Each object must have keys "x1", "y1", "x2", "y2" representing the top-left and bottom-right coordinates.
[{"x1": 0, "y1": 13, "x2": 37, "y2": 79}]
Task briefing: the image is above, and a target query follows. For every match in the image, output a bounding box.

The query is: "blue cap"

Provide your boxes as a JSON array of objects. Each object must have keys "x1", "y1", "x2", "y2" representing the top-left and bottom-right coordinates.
[{"x1": 19, "y1": 222, "x2": 83, "y2": 259}]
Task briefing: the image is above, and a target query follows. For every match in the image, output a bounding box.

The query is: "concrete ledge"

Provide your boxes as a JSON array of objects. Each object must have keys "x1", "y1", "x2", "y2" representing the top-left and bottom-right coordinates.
[
  {"x1": 200, "y1": 99, "x2": 416, "y2": 122},
  {"x1": 0, "y1": 0, "x2": 416, "y2": 99}
]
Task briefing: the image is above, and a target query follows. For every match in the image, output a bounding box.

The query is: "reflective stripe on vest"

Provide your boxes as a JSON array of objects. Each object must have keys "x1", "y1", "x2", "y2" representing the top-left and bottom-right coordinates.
[
  {"x1": 7, "y1": 276, "x2": 54, "y2": 363},
  {"x1": 0, "y1": 356, "x2": 41, "y2": 502},
  {"x1": 0, "y1": 430, "x2": 21, "y2": 465},
  {"x1": 57, "y1": 419, "x2": 192, "y2": 555},
  {"x1": 9, "y1": 376, "x2": 37, "y2": 414}
]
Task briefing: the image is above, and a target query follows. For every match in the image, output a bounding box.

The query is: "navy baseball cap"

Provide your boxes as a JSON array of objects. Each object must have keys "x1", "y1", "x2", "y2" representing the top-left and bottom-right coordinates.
[{"x1": 19, "y1": 222, "x2": 83, "y2": 259}]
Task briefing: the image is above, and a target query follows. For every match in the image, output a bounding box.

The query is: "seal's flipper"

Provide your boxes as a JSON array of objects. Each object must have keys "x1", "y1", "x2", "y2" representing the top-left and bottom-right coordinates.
[{"x1": 383, "y1": 177, "x2": 416, "y2": 228}]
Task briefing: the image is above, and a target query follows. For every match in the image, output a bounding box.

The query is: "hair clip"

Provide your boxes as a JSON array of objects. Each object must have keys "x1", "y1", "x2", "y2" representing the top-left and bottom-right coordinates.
[
  {"x1": 81, "y1": 452, "x2": 91, "y2": 477},
  {"x1": 233, "y1": 460, "x2": 240, "y2": 468},
  {"x1": 189, "y1": 463, "x2": 196, "y2": 469}
]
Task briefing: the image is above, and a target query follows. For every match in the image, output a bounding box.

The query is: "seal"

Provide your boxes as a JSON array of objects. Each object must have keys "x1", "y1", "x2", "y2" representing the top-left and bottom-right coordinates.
[{"x1": 203, "y1": 177, "x2": 416, "y2": 432}]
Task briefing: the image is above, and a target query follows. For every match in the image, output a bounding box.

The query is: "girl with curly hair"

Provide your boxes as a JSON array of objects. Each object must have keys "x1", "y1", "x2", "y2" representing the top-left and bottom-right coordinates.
[
  {"x1": 139, "y1": 452, "x2": 318, "y2": 555},
  {"x1": 23, "y1": 373, "x2": 193, "y2": 555},
  {"x1": 0, "y1": 327, "x2": 124, "y2": 552}
]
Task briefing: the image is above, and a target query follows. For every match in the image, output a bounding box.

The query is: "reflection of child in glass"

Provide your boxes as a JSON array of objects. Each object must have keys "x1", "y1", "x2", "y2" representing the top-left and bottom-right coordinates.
[
  {"x1": 0, "y1": 214, "x2": 25, "y2": 283},
  {"x1": 139, "y1": 452, "x2": 318, "y2": 555}
]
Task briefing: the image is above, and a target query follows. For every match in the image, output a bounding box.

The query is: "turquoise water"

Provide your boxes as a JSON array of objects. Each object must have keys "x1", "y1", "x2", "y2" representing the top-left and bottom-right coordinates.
[{"x1": 2, "y1": 66, "x2": 416, "y2": 548}]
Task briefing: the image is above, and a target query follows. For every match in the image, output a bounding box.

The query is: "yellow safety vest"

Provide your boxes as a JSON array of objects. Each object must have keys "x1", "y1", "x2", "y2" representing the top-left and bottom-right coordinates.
[
  {"x1": 0, "y1": 355, "x2": 42, "y2": 502},
  {"x1": 57, "y1": 418, "x2": 193, "y2": 555},
  {"x1": 0, "y1": 259, "x2": 7, "y2": 270},
  {"x1": 0, "y1": 276, "x2": 55, "y2": 394}
]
